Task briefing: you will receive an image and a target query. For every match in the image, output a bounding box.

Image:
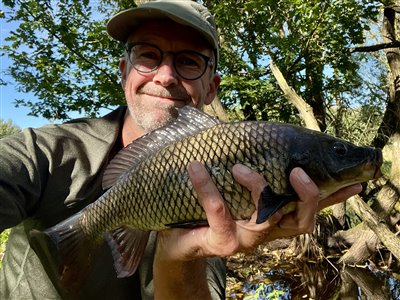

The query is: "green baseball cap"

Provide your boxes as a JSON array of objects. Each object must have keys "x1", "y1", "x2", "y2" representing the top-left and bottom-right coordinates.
[{"x1": 107, "y1": 0, "x2": 219, "y2": 69}]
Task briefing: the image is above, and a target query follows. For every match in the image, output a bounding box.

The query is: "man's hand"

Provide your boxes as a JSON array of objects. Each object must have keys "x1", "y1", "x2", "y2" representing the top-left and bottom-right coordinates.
[
  {"x1": 153, "y1": 161, "x2": 362, "y2": 299},
  {"x1": 157, "y1": 161, "x2": 362, "y2": 259}
]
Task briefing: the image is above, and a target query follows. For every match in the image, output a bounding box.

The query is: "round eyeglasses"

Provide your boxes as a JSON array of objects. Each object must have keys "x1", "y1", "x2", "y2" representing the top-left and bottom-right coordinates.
[{"x1": 125, "y1": 42, "x2": 214, "y2": 80}]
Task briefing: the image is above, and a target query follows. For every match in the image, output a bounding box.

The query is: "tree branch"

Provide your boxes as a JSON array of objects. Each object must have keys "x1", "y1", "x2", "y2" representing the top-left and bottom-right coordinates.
[
  {"x1": 347, "y1": 194, "x2": 400, "y2": 262},
  {"x1": 350, "y1": 40, "x2": 400, "y2": 53},
  {"x1": 269, "y1": 60, "x2": 321, "y2": 131},
  {"x1": 17, "y1": 0, "x2": 116, "y2": 84}
]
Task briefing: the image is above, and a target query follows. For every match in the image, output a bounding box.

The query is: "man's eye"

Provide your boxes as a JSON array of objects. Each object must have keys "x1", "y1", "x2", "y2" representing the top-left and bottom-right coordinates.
[
  {"x1": 177, "y1": 55, "x2": 202, "y2": 68},
  {"x1": 138, "y1": 51, "x2": 159, "y2": 60}
]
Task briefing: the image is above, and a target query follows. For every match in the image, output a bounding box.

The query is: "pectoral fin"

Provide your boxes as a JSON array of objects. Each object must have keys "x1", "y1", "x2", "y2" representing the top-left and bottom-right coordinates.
[{"x1": 256, "y1": 186, "x2": 297, "y2": 224}]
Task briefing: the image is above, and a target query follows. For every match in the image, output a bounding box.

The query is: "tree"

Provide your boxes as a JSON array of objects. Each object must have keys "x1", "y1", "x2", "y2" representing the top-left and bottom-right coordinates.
[
  {"x1": 1, "y1": 0, "x2": 134, "y2": 119},
  {"x1": 205, "y1": 0, "x2": 382, "y2": 130},
  {"x1": 206, "y1": 0, "x2": 400, "y2": 269},
  {"x1": 337, "y1": 0, "x2": 400, "y2": 264},
  {"x1": 0, "y1": 118, "x2": 20, "y2": 138},
  {"x1": 2, "y1": 0, "x2": 381, "y2": 127}
]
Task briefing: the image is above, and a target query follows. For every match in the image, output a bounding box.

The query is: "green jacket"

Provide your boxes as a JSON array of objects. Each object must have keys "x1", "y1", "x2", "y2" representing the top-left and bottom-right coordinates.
[{"x1": 0, "y1": 107, "x2": 226, "y2": 299}]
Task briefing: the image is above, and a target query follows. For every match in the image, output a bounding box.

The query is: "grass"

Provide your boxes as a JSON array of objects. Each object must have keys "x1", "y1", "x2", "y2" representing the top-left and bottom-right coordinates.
[{"x1": 0, "y1": 229, "x2": 10, "y2": 269}]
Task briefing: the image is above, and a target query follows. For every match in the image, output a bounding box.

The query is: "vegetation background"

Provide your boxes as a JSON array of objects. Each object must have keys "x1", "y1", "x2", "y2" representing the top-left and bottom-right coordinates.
[{"x1": 1, "y1": 0, "x2": 400, "y2": 298}]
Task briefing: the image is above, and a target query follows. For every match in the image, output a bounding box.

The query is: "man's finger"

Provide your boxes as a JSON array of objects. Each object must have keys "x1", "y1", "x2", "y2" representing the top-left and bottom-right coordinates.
[
  {"x1": 187, "y1": 161, "x2": 233, "y2": 231},
  {"x1": 187, "y1": 161, "x2": 239, "y2": 256},
  {"x1": 278, "y1": 168, "x2": 319, "y2": 232},
  {"x1": 318, "y1": 184, "x2": 362, "y2": 210},
  {"x1": 232, "y1": 164, "x2": 268, "y2": 209}
]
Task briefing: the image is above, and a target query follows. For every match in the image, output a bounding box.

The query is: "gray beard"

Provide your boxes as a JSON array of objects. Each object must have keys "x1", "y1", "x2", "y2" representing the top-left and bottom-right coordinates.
[{"x1": 127, "y1": 101, "x2": 178, "y2": 133}]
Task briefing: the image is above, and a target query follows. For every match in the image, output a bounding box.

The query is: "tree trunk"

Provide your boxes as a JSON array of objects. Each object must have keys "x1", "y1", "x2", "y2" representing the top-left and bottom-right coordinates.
[
  {"x1": 339, "y1": 270, "x2": 360, "y2": 300},
  {"x1": 347, "y1": 195, "x2": 400, "y2": 261},
  {"x1": 332, "y1": 202, "x2": 346, "y2": 228},
  {"x1": 336, "y1": 177, "x2": 400, "y2": 264},
  {"x1": 373, "y1": 3, "x2": 400, "y2": 148},
  {"x1": 270, "y1": 60, "x2": 321, "y2": 131},
  {"x1": 338, "y1": 2, "x2": 400, "y2": 264},
  {"x1": 342, "y1": 267, "x2": 391, "y2": 299},
  {"x1": 304, "y1": 59, "x2": 327, "y2": 132},
  {"x1": 204, "y1": 96, "x2": 230, "y2": 122}
]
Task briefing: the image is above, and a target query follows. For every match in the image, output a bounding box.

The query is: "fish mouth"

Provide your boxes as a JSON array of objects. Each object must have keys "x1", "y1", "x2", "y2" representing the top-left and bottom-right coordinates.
[
  {"x1": 373, "y1": 165, "x2": 383, "y2": 179},
  {"x1": 332, "y1": 148, "x2": 383, "y2": 187},
  {"x1": 372, "y1": 148, "x2": 383, "y2": 179},
  {"x1": 364, "y1": 161, "x2": 383, "y2": 180}
]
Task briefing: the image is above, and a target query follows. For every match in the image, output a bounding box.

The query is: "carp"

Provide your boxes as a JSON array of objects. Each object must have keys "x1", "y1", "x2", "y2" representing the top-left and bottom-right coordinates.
[{"x1": 30, "y1": 106, "x2": 382, "y2": 289}]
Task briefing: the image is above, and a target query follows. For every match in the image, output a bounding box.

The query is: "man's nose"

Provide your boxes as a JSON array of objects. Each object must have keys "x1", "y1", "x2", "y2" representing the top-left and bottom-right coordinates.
[{"x1": 152, "y1": 55, "x2": 178, "y2": 86}]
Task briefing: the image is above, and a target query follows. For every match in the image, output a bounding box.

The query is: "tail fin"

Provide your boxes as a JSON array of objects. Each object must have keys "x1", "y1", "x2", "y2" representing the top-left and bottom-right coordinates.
[{"x1": 29, "y1": 213, "x2": 96, "y2": 291}]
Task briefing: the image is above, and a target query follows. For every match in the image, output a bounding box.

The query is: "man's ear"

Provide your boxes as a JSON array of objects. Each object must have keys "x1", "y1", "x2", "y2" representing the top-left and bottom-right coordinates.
[
  {"x1": 119, "y1": 57, "x2": 127, "y2": 89},
  {"x1": 205, "y1": 74, "x2": 221, "y2": 105}
]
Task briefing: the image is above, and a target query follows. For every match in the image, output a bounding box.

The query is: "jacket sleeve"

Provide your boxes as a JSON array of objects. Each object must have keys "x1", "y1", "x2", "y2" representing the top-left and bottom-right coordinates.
[
  {"x1": 0, "y1": 129, "x2": 47, "y2": 232},
  {"x1": 207, "y1": 257, "x2": 227, "y2": 300}
]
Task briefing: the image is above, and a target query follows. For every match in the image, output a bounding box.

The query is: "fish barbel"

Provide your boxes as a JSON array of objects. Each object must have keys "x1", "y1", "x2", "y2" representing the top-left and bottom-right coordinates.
[{"x1": 30, "y1": 106, "x2": 382, "y2": 289}]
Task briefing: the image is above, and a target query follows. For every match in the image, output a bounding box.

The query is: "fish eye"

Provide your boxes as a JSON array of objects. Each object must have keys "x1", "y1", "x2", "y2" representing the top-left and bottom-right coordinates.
[{"x1": 333, "y1": 142, "x2": 347, "y2": 156}]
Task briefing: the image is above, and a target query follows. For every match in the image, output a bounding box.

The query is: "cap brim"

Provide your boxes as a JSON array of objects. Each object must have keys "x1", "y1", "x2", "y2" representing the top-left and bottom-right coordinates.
[
  {"x1": 107, "y1": 6, "x2": 216, "y2": 50},
  {"x1": 107, "y1": 8, "x2": 169, "y2": 42}
]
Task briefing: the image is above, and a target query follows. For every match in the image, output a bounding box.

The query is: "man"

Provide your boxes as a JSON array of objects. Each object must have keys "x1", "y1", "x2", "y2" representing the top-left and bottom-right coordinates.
[{"x1": 0, "y1": 1, "x2": 361, "y2": 299}]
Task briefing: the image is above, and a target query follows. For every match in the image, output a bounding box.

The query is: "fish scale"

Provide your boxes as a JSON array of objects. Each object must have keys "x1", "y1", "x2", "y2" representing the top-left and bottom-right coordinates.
[
  {"x1": 29, "y1": 106, "x2": 383, "y2": 290},
  {"x1": 82, "y1": 121, "x2": 294, "y2": 237}
]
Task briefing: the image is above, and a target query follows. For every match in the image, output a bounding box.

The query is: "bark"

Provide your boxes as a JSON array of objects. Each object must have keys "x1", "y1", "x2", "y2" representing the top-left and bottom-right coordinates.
[
  {"x1": 331, "y1": 202, "x2": 346, "y2": 228},
  {"x1": 203, "y1": 96, "x2": 230, "y2": 122},
  {"x1": 347, "y1": 195, "x2": 400, "y2": 261},
  {"x1": 339, "y1": 270, "x2": 359, "y2": 300},
  {"x1": 339, "y1": 3, "x2": 400, "y2": 264},
  {"x1": 270, "y1": 60, "x2": 321, "y2": 131},
  {"x1": 339, "y1": 153, "x2": 400, "y2": 264},
  {"x1": 351, "y1": 40, "x2": 400, "y2": 53},
  {"x1": 373, "y1": 4, "x2": 400, "y2": 148},
  {"x1": 340, "y1": 268, "x2": 390, "y2": 300},
  {"x1": 304, "y1": 61, "x2": 327, "y2": 131}
]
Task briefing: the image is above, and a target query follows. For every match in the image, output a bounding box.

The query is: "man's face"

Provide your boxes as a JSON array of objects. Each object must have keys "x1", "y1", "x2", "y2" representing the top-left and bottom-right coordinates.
[{"x1": 120, "y1": 20, "x2": 220, "y2": 134}]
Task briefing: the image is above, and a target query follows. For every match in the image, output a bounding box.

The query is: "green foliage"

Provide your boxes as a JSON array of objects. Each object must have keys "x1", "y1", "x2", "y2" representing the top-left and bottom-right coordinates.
[
  {"x1": 1, "y1": 0, "x2": 133, "y2": 119},
  {"x1": 206, "y1": 0, "x2": 383, "y2": 130},
  {"x1": 1, "y1": 0, "x2": 385, "y2": 138},
  {"x1": 381, "y1": 160, "x2": 392, "y2": 178},
  {"x1": 325, "y1": 104, "x2": 384, "y2": 146},
  {"x1": 0, "y1": 118, "x2": 20, "y2": 138},
  {"x1": 219, "y1": 72, "x2": 296, "y2": 121}
]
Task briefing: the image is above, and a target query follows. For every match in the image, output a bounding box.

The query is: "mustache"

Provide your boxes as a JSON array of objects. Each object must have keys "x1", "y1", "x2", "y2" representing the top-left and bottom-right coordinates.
[{"x1": 137, "y1": 84, "x2": 190, "y2": 101}]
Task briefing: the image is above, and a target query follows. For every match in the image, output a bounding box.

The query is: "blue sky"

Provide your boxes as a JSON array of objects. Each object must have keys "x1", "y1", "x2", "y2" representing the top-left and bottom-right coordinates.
[
  {"x1": 1, "y1": 3, "x2": 118, "y2": 129},
  {"x1": 0, "y1": 14, "x2": 51, "y2": 129}
]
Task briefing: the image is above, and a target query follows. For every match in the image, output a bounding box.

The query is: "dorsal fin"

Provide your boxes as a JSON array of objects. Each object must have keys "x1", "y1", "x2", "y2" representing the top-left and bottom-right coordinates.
[{"x1": 102, "y1": 106, "x2": 220, "y2": 189}]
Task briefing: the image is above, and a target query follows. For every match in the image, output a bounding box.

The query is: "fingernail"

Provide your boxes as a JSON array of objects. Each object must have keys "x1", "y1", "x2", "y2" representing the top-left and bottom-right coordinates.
[
  {"x1": 188, "y1": 161, "x2": 202, "y2": 175},
  {"x1": 296, "y1": 168, "x2": 311, "y2": 185},
  {"x1": 353, "y1": 183, "x2": 363, "y2": 194},
  {"x1": 234, "y1": 164, "x2": 252, "y2": 175}
]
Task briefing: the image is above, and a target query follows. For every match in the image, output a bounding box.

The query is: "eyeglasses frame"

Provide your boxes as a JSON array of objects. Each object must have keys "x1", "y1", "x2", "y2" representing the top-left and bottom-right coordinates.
[{"x1": 125, "y1": 42, "x2": 215, "y2": 80}]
